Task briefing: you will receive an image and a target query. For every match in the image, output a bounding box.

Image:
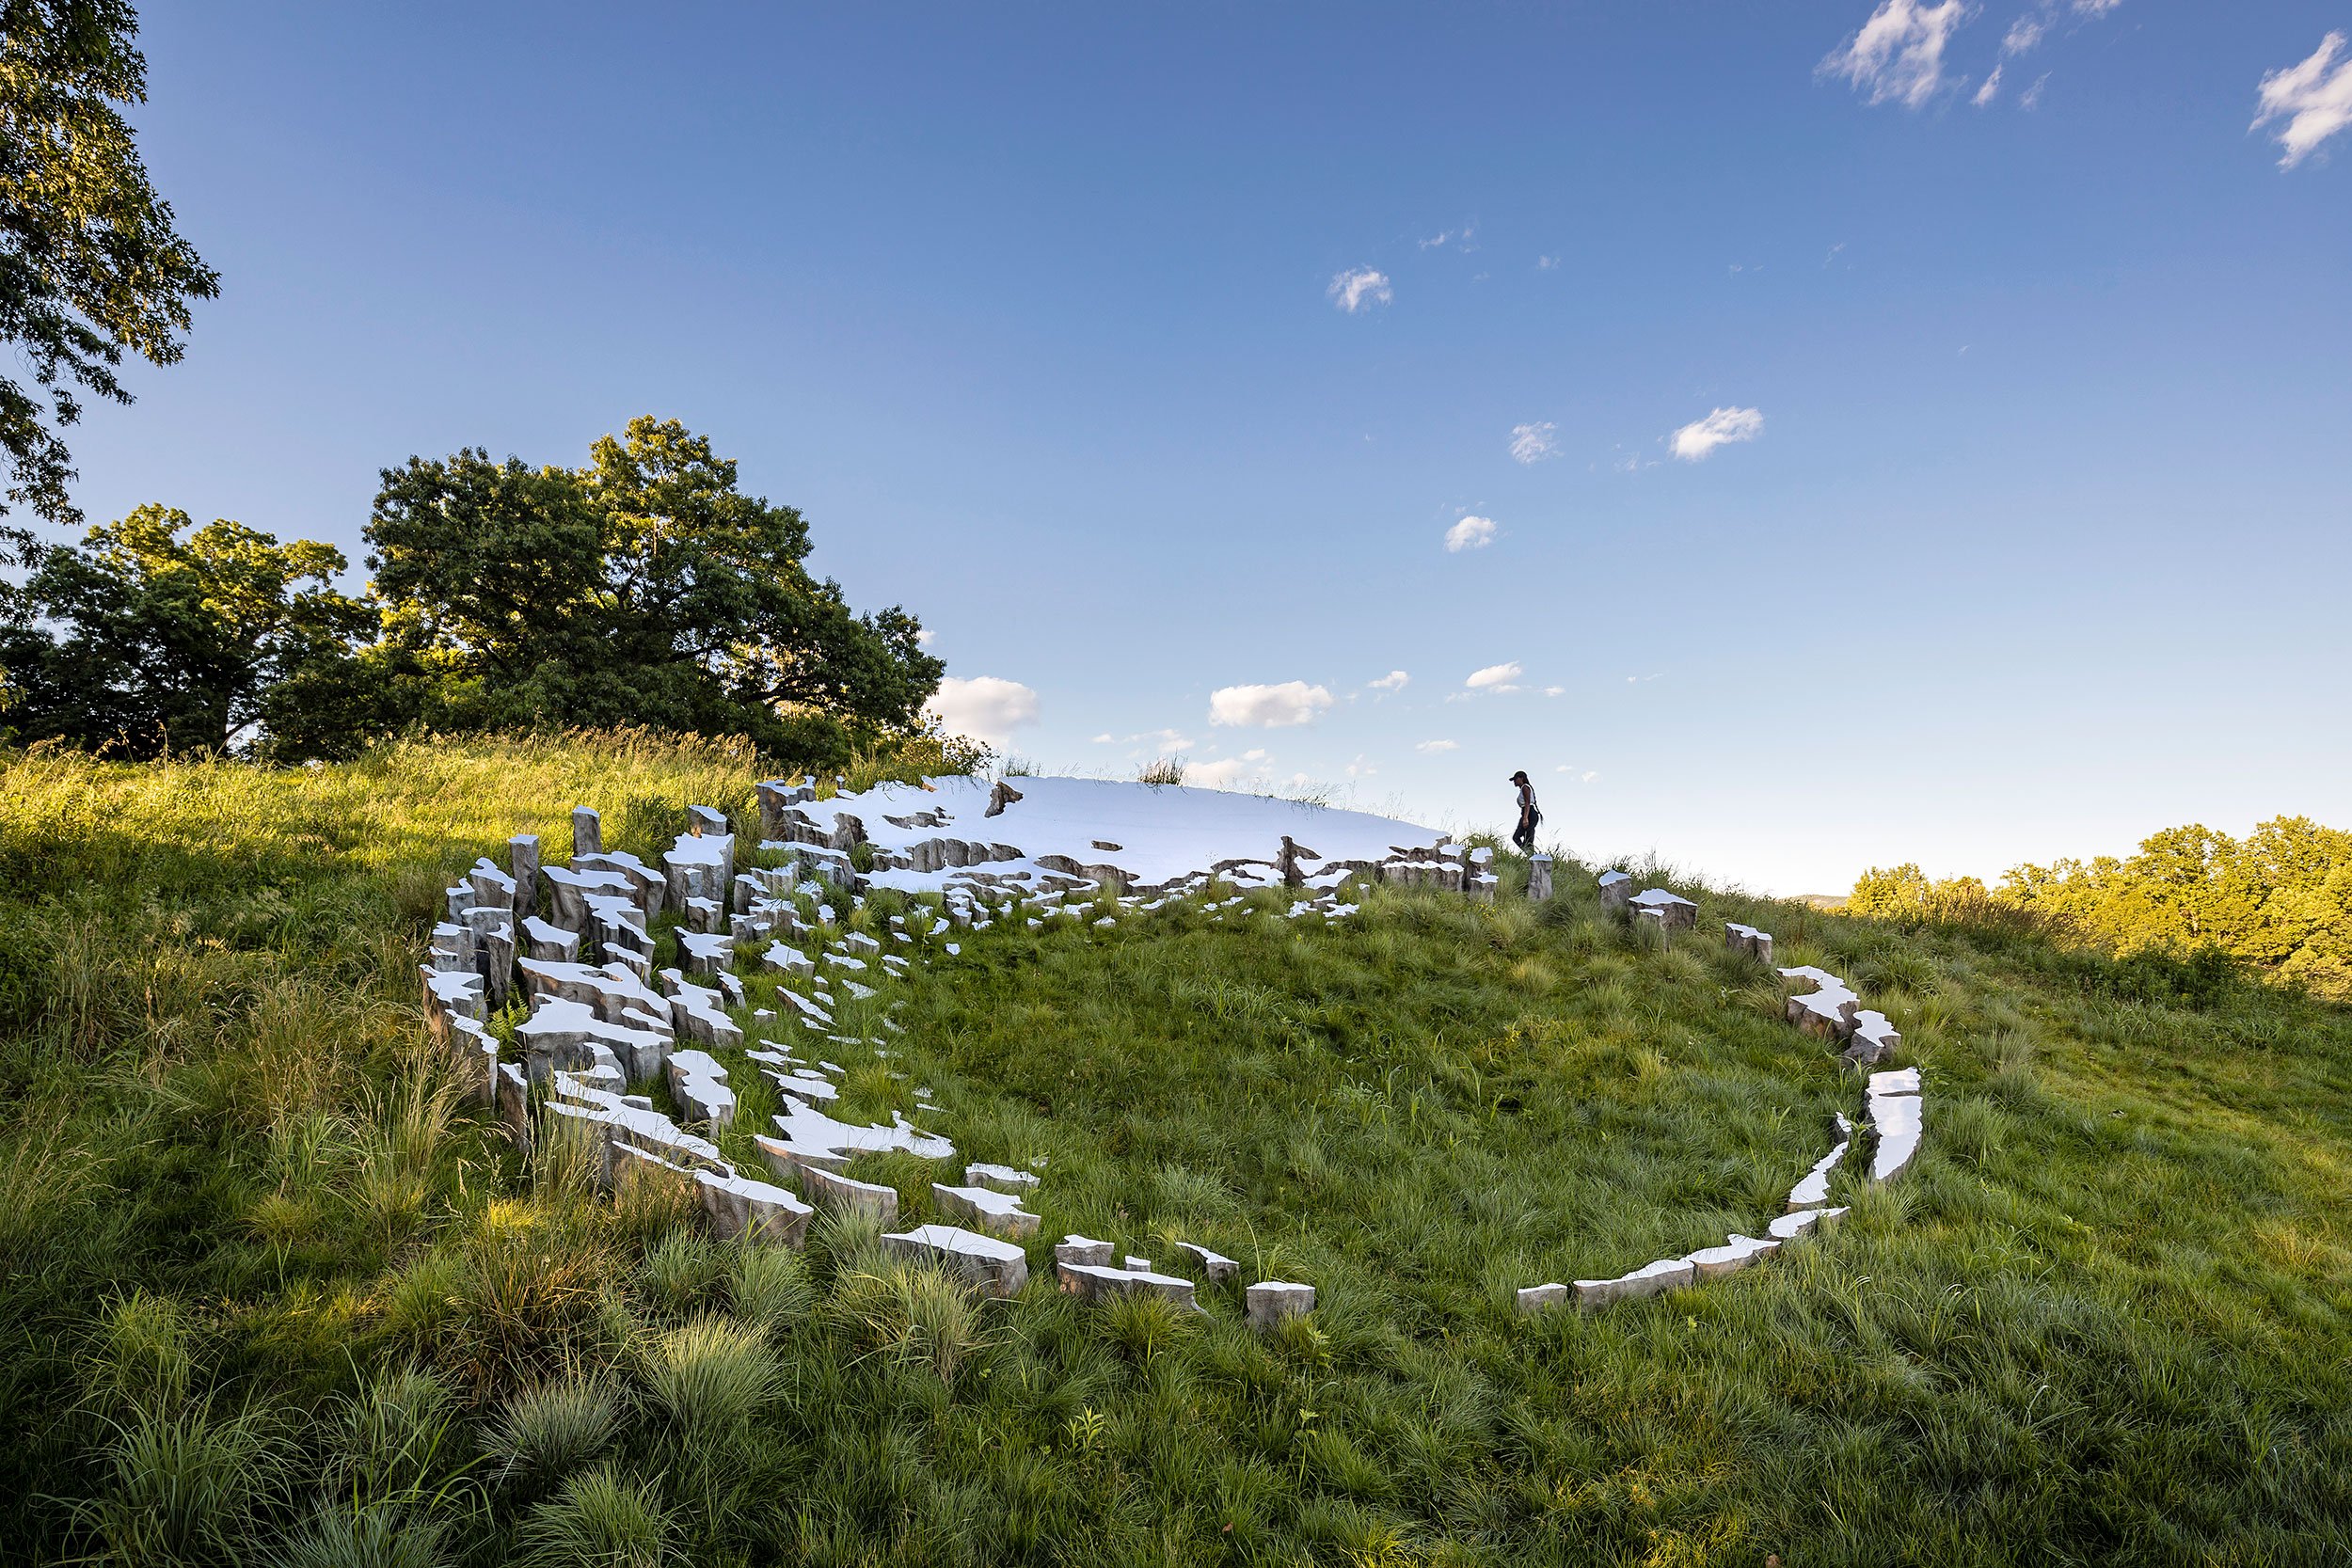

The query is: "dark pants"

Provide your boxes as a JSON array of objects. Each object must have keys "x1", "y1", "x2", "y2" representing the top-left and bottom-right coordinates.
[{"x1": 1512, "y1": 819, "x2": 1536, "y2": 853}]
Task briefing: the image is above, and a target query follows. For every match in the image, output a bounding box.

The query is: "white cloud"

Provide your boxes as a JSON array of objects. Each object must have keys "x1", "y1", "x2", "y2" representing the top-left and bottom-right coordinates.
[
  {"x1": 1554, "y1": 766, "x2": 1599, "y2": 783},
  {"x1": 1465, "y1": 661, "x2": 1523, "y2": 690},
  {"x1": 2073, "y1": 0, "x2": 2121, "y2": 13},
  {"x1": 1241, "y1": 748, "x2": 1267, "y2": 762},
  {"x1": 1543, "y1": 685, "x2": 1565, "y2": 697},
  {"x1": 1091, "y1": 732, "x2": 1113, "y2": 744},
  {"x1": 1416, "y1": 739, "x2": 1459, "y2": 754},
  {"x1": 2255, "y1": 33, "x2": 2352, "y2": 169},
  {"x1": 1208, "y1": 681, "x2": 1334, "y2": 728},
  {"x1": 1537, "y1": 255, "x2": 1558, "y2": 269},
  {"x1": 1508, "y1": 421, "x2": 1558, "y2": 464},
  {"x1": 915, "y1": 626, "x2": 940, "y2": 648},
  {"x1": 2020, "y1": 71, "x2": 2049, "y2": 109},
  {"x1": 1670, "y1": 405, "x2": 1766, "y2": 461},
  {"x1": 1186, "y1": 757, "x2": 1256, "y2": 789},
  {"x1": 1327, "y1": 267, "x2": 1392, "y2": 312},
  {"x1": 1820, "y1": 0, "x2": 1969, "y2": 109},
  {"x1": 2002, "y1": 16, "x2": 2043, "y2": 55},
  {"x1": 1973, "y1": 65, "x2": 2003, "y2": 105},
  {"x1": 927, "y1": 675, "x2": 1040, "y2": 747},
  {"x1": 1443, "y1": 515, "x2": 1498, "y2": 552},
  {"x1": 1345, "y1": 755, "x2": 1377, "y2": 779},
  {"x1": 1419, "y1": 230, "x2": 1454, "y2": 249},
  {"x1": 1368, "y1": 670, "x2": 1409, "y2": 692}
]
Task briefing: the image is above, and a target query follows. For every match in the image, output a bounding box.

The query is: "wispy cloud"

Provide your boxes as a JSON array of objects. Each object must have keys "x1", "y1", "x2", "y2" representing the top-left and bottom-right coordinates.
[
  {"x1": 1554, "y1": 766, "x2": 1600, "y2": 783},
  {"x1": 1416, "y1": 739, "x2": 1459, "y2": 754},
  {"x1": 1443, "y1": 515, "x2": 1498, "y2": 552},
  {"x1": 1973, "y1": 64, "x2": 2003, "y2": 105},
  {"x1": 1208, "y1": 681, "x2": 1334, "y2": 728},
  {"x1": 2255, "y1": 32, "x2": 2352, "y2": 168},
  {"x1": 1536, "y1": 254, "x2": 1558, "y2": 270},
  {"x1": 1820, "y1": 0, "x2": 1969, "y2": 109},
  {"x1": 2002, "y1": 16, "x2": 2043, "y2": 55},
  {"x1": 1327, "y1": 267, "x2": 1393, "y2": 312},
  {"x1": 1670, "y1": 405, "x2": 1766, "y2": 461},
  {"x1": 1508, "y1": 421, "x2": 1559, "y2": 464},
  {"x1": 1465, "y1": 661, "x2": 1523, "y2": 690},
  {"x1": 927, "y1": 675, "x2": 1040, "y2": 747},
  {"x1": 1368, "y1": 670, "x2": 1410, "y2": 692}
]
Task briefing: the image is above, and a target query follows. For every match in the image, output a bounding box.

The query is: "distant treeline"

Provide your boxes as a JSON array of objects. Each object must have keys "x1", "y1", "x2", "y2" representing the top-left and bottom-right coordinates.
[
  {"x1": 1851, "y1": 817, "x2": 2352, "y2": 1001},
  {"x1": 0, "y1": 419, "x2": 946, "y2": 769}
]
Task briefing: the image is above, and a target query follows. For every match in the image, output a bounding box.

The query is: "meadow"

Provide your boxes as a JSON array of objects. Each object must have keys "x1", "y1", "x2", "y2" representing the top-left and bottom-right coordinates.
[{"x1": 2, "y1": 734, "x2": 2348, "y2": 1566}]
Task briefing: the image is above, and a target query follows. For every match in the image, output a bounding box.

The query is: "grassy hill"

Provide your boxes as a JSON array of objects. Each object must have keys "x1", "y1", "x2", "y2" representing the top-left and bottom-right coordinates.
[{"x1": 2, "y1": 735, "x2": 2348, "y2": 1567}]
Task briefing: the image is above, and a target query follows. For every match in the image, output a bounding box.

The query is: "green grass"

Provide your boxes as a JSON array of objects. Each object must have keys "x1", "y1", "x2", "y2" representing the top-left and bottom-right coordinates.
[{"x1": 2, "y1": 735, "x2": 2349, "y2": 1565}]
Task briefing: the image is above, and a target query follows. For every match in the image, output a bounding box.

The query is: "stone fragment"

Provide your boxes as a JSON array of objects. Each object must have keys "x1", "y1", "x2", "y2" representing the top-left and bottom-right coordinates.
[
  {"x1": 764, "y1": 942, "x2": 814, "y2": 979},
  {"x1": 1781, "y1": 966, "x2": 1862, "y2": 1042},
  {"x1": 695, "y1": 1168, "x2": 812, "y2": 1246},
  {"x1": 1767, "y1": 1205, "x2": 1848, "y2": 1242},
  {"x1": 1724, "y1": 922, "x2": 1773, "y2": 963},
  {"x1": 1176, "y1": 1242, "x2": 1240, "y2": 1285},
  {"x1": 1517, "y1": 1283, "x2": 1569, "y2": 1316},
  {"x1": 1526, "y1": 853, "x2": 1553, "y2": 902},
  {"x1": 1786, "y1": 1113, "x2": 1854, "y2": 1210},
  {"x1": 1245, "y1": 1280, "x2": 1315, "y2": 1330},
  {"x1": 676, "y1": 929, "x2": 734, "y2": 977},
  {"x1": 521, "y1": 916, "x2": 582, "y2": 964},
  {"x1": 1054, "y1": 1234, "x2": 1115, "y2": 1277},
  {"x1": 933, "y1": 1183, "x2": 1040, "y2": 1240},
  {"x1": 573, "y1": 806, "x2": 601, "y2": 858},
  {"x1": 789, "y1": 1161, "x2": 901, "y2": 1225},
  {"x1": 1059, "y1": 1260, "x2": 1201, "y2": 1310},
  {"x1": 510, "y1": 833, "x2": 540, "y2": 920},
  {"x1": 1685, "y1": 1234, "x2": 1779, "y2": 1279},
  {"x1": 495, "y1": 1062, "x2": 531, "y2": 1149},
  {"x1": 665, "y1": 1048, "x2": 736, "y2": 1132},
  {"x1": 1597, "y1": 869, "x2": 1632, "y2": 913},
  {"x1": 882, "y1": 1224, "x2": 1029, "y2": 1297},
  {"x1": 963, "y1": 1162, "x2": 1039, "y2": 1194},
  {"x1": 1571, "y1": 1257, "x2": 1696, "y2": 1307},
  {"x1": 1867, "y1": 1081, "x2": 1923, "y2": 1183},
  {"x1": 1629, "y1": 889, "x2": 1697, "y2": 930}
]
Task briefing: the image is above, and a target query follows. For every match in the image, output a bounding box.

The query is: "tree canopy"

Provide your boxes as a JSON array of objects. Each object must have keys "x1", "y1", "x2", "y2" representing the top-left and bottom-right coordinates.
[
  {"x1": 0, "y1": 502, "x2": 366, "y2": 754},
  {"x1": 1, "y1": 0, "x2": 217, "y2": 538},
  {"x1": 2, "y1": 418, "x2": 947, "y2": 768},
  {"x1": 353, "y1": 417, "x2": 942, "y2": 760},
  {"x1": 1850, "y1": 816, "x2": 2352, "y2": 1001}
]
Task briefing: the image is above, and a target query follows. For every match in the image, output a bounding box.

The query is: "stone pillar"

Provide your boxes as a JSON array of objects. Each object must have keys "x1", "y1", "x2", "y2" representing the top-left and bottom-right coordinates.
[
  {"x1": 1527, "y1": 853, "x2": 1553, "y2": 902},
  {"x1": 510, "y1": 833, "x2": 540, "y2": 920},
  {"x1": 572, "y1": 807, "x2": 602, "y2": 859},
  {"x1": 1597, "y1": 870, "x2": 1631, "y2": 915},
  {"x1": 688, "y1": 805, "x2": 728, "y2": 837}
]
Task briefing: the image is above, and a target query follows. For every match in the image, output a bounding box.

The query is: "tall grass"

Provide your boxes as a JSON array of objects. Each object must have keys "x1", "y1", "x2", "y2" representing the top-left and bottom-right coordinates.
[{"x1": 2, "y1": 736, "x2": 2349, "y2": 1564}]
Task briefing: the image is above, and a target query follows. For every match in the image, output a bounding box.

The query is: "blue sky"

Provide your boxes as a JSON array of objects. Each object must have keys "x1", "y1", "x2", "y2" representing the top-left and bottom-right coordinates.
[{"x1": 55, "y1": 1, "x2": 2352, "y2": 893}]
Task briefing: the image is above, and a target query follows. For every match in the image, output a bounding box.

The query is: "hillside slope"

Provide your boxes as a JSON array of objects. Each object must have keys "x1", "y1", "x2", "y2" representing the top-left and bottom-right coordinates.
[{"x1": 2, "y1": 736, "x2": 2348, "y2": 1566}]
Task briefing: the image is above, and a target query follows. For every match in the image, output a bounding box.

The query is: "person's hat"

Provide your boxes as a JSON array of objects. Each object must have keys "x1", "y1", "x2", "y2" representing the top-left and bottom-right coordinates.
[{"x1": 1508, "y1": 770, "x2": 1530, "y2": 784}]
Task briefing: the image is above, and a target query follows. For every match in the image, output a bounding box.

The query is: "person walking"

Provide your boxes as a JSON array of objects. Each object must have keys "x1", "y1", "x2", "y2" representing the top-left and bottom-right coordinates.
[{"x1": 1509, "y1": 770, "x2": 1540, "y2": 853}]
